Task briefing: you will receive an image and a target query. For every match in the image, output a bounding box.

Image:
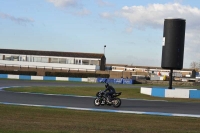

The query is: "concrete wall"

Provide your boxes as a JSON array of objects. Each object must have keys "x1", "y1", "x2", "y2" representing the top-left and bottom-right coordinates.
[
  {"x1": 140, "y1": 87, "x2": 200, "y2": 99},
  {"x1": 0, "y1": 65, "x2": 100, "y2": 76},
  {"x1": 96, "y1": 71, "x2": 147, "y2": 79}
]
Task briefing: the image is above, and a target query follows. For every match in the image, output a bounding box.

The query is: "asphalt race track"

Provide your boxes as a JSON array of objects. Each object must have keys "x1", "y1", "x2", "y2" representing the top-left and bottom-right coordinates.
[{"x1": 1, "y1": 79, "x2": 200, "y2": 118}]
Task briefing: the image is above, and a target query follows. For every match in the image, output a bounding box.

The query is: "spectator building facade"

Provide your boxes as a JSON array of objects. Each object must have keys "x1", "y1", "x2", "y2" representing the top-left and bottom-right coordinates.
[{"x1": 0, "y1": 48, "x2": 106, "y2": 71}]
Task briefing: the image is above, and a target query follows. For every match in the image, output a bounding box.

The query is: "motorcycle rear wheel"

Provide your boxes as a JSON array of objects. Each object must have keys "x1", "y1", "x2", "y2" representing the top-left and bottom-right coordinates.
[{"x1": 112, "y1": 98, "x2": 121, "y2": 108}]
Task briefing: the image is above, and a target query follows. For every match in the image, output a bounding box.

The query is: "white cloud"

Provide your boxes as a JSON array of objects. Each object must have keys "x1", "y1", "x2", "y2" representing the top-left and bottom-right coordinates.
[
  {"x1": 0, "y1": 12, "x2": 34, "y2": 25},
  {"x1": 47, "y1": 0, "x2": 78, "y2": 8},
  {"x1": 117, "y1": 3, "x2": 200, "y2": 30},
  {"x1": 47, "y1": 0, "x2": 91, "y2": 16},
  {"x1": 96, "y1": 0, "x2": 114, "y2": 7},
  {"x1": 74, "y1": 8, "x2": 91, "y2": 16},
  {"x1": 184, "y1": 30, "x2": 200, "y2": 61},
  {"x1": 99, "y1": 12, "x2": 114, "y2": 21}
]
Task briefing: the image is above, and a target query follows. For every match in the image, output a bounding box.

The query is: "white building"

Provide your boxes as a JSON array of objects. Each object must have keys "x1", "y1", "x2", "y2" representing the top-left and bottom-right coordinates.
[{"x1": 0, "y1": 48, "x2": 106, "y2": 71}]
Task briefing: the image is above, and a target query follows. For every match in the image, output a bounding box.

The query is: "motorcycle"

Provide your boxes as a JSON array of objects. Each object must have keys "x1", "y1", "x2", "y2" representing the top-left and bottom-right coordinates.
[{"x1": 94, "y1": 90, "x2": 122, "y2": 108}]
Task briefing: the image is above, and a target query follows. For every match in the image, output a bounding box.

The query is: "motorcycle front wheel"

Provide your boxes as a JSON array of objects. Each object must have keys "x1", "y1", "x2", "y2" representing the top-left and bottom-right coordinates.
[
  {"x1": 94, "y1": 98, "x2": 101, "y2": 106},
  {"x1": 112, "y1": 98, "x2": 121, "y2": 108}
]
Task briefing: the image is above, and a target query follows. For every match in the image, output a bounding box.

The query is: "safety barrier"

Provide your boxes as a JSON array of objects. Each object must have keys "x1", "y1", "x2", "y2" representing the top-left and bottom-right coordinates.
[
  {"x1": 88, "y1": 77, "x2": 97, "y2": 83},
  {"x1": 140, "y1": 87, "x2": 200, "y2": 99},
  {"x1": 114, "y1": 78, "x2": 123, "y2": 84},
  {"x1": 96, "y1": 78, "x2": 134, "y2": 84},
  {"x1": 122, "y1": 79, "x2": 134, "y2": 84},
  {"x1": 0, "y1": 74, "x2": 134, "y2": 84},
  {"x1": 97, "y1": 78, "x2": 107, "y2": 83},
  {"x1": 0, "y1": 74, "x2": 87, "y2": 82}
]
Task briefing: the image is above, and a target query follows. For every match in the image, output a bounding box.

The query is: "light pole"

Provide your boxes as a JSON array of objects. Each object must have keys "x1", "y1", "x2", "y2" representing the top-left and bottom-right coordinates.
[{"x1": 104, "y1": 45, "x2": 106, "y2": 55}]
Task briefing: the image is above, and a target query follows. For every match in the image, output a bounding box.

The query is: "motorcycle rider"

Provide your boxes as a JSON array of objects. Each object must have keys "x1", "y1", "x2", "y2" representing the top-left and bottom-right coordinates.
[{"x1": 104, "y1": 83, "x2": 116, "y2": 104}]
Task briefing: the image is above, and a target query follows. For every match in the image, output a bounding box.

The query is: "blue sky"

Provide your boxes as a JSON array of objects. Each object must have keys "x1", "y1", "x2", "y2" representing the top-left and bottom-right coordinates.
[{"x1": 1, "y1": 0, "x2": 200, "y2": 68}]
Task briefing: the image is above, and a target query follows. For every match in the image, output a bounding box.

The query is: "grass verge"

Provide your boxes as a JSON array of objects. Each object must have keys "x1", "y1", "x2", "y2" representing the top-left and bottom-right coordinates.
[{"x1": 0, "y1": 104, "x2": 200, "y2": 133}]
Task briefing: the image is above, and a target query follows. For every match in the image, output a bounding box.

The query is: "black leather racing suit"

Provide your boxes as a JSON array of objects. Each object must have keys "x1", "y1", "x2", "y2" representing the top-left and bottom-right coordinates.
[{"x1": 104, "y1": 85, "x2": 116, "y2": 102}]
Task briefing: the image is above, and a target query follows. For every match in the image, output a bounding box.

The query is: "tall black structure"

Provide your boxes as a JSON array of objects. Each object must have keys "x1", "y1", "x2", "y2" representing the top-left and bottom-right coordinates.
[{"x1": 161, "y1": 18, "x2": 186, "y2": 89}]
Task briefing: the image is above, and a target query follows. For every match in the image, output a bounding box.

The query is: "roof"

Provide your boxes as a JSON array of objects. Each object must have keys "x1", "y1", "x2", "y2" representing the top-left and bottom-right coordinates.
[{"x1": 0, "y1": 48, "x2": 105, "y2": 59}]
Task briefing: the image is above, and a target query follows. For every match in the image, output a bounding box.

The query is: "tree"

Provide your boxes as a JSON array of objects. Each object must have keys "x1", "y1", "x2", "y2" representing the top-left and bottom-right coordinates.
[
  {"x1": 190, "y1": 61, "x2": 199, "y2": 71},
  {"x1": 198, "y1": 61, "x2": 200, "y2": 72}
]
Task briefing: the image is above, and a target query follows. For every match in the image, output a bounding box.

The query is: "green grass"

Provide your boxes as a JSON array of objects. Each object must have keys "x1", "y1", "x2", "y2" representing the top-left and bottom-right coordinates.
[
  {"x1": 0, "y1": 104, "x2": 200, "y2": 133},
  {"x1": 2, "y1": 81, "x2": 200, "y2": 132},
  {"x1": 5, "y1": 86, "x2": 200, "y2": 103}
]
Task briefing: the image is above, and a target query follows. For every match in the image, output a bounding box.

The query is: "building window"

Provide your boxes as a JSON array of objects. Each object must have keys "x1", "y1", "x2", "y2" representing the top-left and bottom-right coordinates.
[
  {"x1": 50, "y1": 58, "x2": 59, "y2": 63},
  {"x1": 4, "y1": 55, "x2": 20, "y2": 61},
  {"x1": 26, "y1": 55, "x2": 31, "y2": 62},
  {"x1": 75, "y1": 60, "x2": 78, "y2": 64},
  {"x1": 5, "y1": 55, "x2": 12, "y2": 61},
  {"x1": 66, "y1": 59, "x2": 74, "y2": 64},
  {"x1": 59, "y1": 58, "x2": 66, "y2": 64},
  {"x1": 12, "y1": 56, "x2": 19, "y2": 61},
  {"x1": 20, "y1": 56, "x2": 26, "y2": 61},
  {"x1": 33, "y1": 57, "x2": 42, "y2": 62},
  {"x1": 41, "y1": 57, "x2": 48, "y2": 63},
  {"x1": 75, "y1": 59, "x2": 81, "y2": 65},
  {"x1": 90, "y1": 60, "x2": 98, "y2": 65},
  {"x1": 0, "y1": 55, "x2": 3, "y2": 60},
  {"x1": 112, "y1": 67, "x2": 115, "y2": 70},
  {"x1": 82, "y1": 60, "x2": 89, "y2": 65}
]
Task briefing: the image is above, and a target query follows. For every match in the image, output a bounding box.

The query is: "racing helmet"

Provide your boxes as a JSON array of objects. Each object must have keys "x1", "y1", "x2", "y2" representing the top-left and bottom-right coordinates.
[{"x1": 105, "y1": 83, "x2": 109, "y2": 88}]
